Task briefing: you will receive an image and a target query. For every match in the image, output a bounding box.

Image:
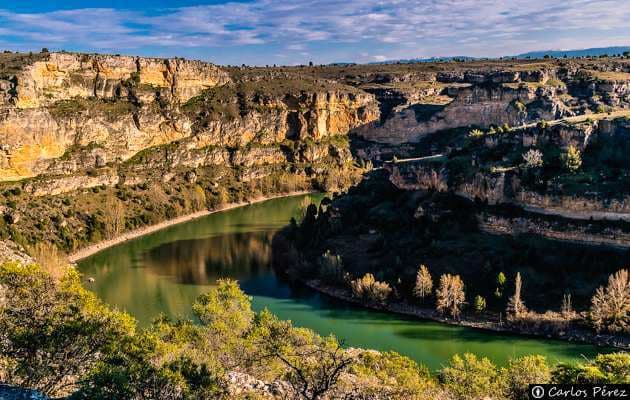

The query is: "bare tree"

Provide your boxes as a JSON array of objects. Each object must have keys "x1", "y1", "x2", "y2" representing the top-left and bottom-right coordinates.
[
  {"x1": 590, "y1": 269, "x2": 629, "y2": 333},
  {"x1": 104, "y1": 196, "x2": 126, "y2": 239},
  {"x1": 350, "y1": 273, "x2": 392, "y2": 305},
  {"x1": 561, "y1": 293, "x2": 574, "y2": 318},
  {"x1": 507, "y1": 272, "x2": 527, "y2": 318},
  {"x1": 436, "y1": 274, "x2": 465, "y2": 319},
  {"x1": 413, "y1": 264, "x2": 433, "y2": 301},
  {"x1": 522, "y1": 149, "x2": 544, "y2": 168}
]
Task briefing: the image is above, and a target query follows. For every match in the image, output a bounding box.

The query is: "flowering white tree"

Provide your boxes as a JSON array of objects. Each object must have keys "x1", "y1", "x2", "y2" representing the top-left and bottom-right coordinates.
[{"x1": 522, "y1": 149, "x2": 543, "y2": 169}]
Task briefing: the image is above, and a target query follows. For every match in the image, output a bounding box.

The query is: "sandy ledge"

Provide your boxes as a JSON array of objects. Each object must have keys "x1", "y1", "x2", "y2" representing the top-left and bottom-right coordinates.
[{"x1": 68, "y1": 190, "x2": 315, "y2": 263}]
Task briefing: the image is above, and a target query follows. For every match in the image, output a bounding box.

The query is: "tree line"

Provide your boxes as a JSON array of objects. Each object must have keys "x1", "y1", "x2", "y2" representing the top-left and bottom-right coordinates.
[{"x1": 317, "y1": 249, "x2": 629, "y2": 334}]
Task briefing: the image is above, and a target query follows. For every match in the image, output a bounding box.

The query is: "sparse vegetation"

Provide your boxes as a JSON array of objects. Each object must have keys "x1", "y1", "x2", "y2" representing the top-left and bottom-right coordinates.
[{"x1": 48, "y1": 98, "x2": 136, "y2": 120}]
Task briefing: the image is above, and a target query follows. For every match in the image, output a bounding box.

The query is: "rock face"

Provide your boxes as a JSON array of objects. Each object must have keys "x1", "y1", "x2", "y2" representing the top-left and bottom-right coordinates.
[
  {"x1": 354, "y1": 80, "x2": 576, "y2": 145},
  {"x1": 0, "y1": 52, "x2": 230, "y2": 108},
  {"x1": 0, "y1": 240, "x2": 33, "y2": 265},
  {"x1": 0, "y1": 53, "x2": 378, "y2": 183},
  {"x1": 386, "y1": 117, "x2": 630, "y2": 218}
]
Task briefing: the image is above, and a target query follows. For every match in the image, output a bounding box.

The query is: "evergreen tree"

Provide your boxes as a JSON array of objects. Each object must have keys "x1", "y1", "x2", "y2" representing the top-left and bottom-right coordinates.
[
  {"x1": 561, "y1": 145, "x2": 582, "y2": 173},
  {"x1": 473, "y1": 295, "x2": 486, "y2": 313}
]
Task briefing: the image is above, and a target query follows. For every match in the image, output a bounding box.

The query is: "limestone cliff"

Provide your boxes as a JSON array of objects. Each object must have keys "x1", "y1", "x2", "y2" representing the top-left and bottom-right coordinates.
[
  {"x1": 0, "y1": 52, "x2": 230, "y2": 108},
  {"x1": 386, "y1": 116, "x2": 630, "y2": 217},
  {"x1": 1, "y1": 51, "x2": 629, "y2": 252},
  {"x1": 0, "y1": 53, "x2": 378, "y2": 183}
]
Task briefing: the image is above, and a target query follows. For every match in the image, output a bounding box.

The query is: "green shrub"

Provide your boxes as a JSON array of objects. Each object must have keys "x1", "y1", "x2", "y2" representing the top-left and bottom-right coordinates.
[
  {"x1": 504, "y1": 355, "x2": 551, "y2": 399},
  {"x1": 561, "y1": 145, "x2": 582, "y2": 173},
  {"x1": 440, "y1": 353, "x2": 504, "y2": 400},
  {"x1": 0, "y1": 262, "x2": 135, "y2": 397},
  {"x1": 473, "y1": 295, "x2": 486, "y2": 313},
  {"x1": 552, "y1": 353, "x2": 630, "y2": 384}
]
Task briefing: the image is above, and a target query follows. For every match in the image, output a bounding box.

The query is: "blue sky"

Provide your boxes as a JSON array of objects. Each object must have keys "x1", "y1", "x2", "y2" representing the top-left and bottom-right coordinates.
[{"x1": 1, "y1": 0, "x2": 629, "y2": 65}]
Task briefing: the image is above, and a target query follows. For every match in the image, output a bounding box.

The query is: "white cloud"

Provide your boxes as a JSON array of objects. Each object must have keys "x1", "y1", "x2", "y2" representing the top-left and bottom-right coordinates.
[
  {"x1": 0, "y1": 0, "x2": 629, "y2": 63},
  {"x1": 372, "y1": 55, "x2": 388, "y2": 62}
]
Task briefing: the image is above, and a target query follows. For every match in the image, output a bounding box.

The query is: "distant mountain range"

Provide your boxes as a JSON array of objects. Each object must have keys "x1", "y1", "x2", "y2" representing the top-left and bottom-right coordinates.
[
  {"x1": 368, "y1": 56, "x2": 478, "y2": 65},
  {"x1": 360, "y1": 46, "x2": 630, "y2": 65},
  {"x1": 515, "y1": 46, "x2": 630, "y2": 59}
]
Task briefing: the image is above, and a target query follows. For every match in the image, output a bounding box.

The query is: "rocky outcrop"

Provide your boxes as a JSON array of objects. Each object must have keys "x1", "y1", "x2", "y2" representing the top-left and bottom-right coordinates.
[
  {"x1": 226, "y1": 371, "x2": 292, "y2": 399},
  {"x1": 0, "y1": 240, "x2": 33, "y2": 265},
  {"x1": 0, "y1": 52, "x2": 230, "y2": 108},
  {"x1": 0, "y1": 53, "x2": 378, "y2": 185},
  {"x1": 478, "y1": 213, "x2": 630, "y2": 249},
  {"x1": 353, "y1": 83, "x2": 568, "y2": 144},
  {"x1": 386, "y1": 117, "x2": 630, "y2": 218}
]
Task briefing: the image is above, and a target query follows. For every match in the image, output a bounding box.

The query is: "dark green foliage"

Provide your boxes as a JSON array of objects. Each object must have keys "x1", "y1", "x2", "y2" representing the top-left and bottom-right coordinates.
[
  {"x1": 1, "y1": 262, "x2": 628, "y2": 399},
  {"x1": 552, "y1": 353, "x2": 630, "y2": 384},
  {"x1": 0, "y1": 262, "x2": 134, "y2": 396}
]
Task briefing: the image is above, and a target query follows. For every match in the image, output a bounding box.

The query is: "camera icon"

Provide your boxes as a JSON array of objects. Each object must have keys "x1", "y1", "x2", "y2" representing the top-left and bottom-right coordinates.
[{"x1": 531, "y1": 385, "x2": 545, "y2": 399}]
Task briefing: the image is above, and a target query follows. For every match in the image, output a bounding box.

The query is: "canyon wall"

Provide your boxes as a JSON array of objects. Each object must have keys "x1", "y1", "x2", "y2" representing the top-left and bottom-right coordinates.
[
  {"x1": 0, "y1": 52, "x2": 231, "y2": 108},
  {"x1": 386, "y1": 117, "x2": 630, "y2": 217},
  {"x1": 1, "y1": 52, "x2": 629, "y2": 251},
  {"x1": 0, "y1": 53, "x2": 378, "y2": 184}
]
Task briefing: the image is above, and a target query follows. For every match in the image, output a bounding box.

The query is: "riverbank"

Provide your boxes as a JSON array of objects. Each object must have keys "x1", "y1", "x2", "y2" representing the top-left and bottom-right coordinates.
[
  {"x1": 68, "y1": 190, "x2": 315, "y2": 263},
  {"x1": 304, "y1": 279, "x2": 629, "y2": 350}
]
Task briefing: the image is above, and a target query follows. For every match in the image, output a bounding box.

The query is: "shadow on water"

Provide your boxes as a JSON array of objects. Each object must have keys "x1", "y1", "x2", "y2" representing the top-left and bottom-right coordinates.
[{"x1": 78, "y1": 194, "x2": 610, "y2": 370}]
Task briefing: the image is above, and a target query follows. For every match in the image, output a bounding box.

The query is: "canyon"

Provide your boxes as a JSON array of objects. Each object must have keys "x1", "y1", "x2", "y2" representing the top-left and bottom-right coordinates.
[
  {"x1": 1, "y1": 50, "x2": 629, "y2": 400},
  {"x1": 0, "y1": 53, "x2": 630, "y2": 268},
  {"x1": 0, "y1": 49, "x2": 629, "y2": 282}
]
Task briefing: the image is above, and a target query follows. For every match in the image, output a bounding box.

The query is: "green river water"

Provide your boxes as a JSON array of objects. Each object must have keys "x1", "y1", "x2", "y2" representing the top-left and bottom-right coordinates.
[{"x1": 78, "y1": 194, "x2": 608, "y2": 371}]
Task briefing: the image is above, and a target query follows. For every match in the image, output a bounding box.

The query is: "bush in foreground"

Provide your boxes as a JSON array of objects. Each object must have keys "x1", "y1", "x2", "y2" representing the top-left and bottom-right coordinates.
[{"x1": 0, "y1": 262, "x2": 628, "y2": 399}]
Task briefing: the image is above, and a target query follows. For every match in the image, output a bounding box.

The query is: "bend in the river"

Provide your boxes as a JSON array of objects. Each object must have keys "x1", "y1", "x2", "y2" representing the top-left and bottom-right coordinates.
[{"x1": 78, "y1": 194, "x2": 609, "y2": 371}]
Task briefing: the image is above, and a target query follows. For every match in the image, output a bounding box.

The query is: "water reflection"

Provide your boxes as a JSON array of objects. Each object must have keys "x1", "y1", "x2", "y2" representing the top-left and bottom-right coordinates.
[
  {"x1": 143, "y1": 232, "x2": 274, "y2": 285},
  {"x1": 79, "y1": 194, "x2": 609, "y2": 370}
]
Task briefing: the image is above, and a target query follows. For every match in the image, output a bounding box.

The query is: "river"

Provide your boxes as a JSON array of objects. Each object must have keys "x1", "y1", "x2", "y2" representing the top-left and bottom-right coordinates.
[{"x1": 78, "y1": 194, "x2": 607, "y2": 371}]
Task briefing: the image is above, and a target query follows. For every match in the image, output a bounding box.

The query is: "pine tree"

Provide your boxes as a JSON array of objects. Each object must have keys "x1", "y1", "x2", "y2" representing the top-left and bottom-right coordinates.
[
  {"x1": 474, "y1": 295, "x2": 486, "y2": 313},
  {"x1": 561, "y1": 145, "x2": 582, "y2": 173},
  {"x1": 507, "y1": 272, "x2": 527, "y2": 318},
  {"x1": 413, "y1": 264, "x2": 433, "y2": 301}
]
